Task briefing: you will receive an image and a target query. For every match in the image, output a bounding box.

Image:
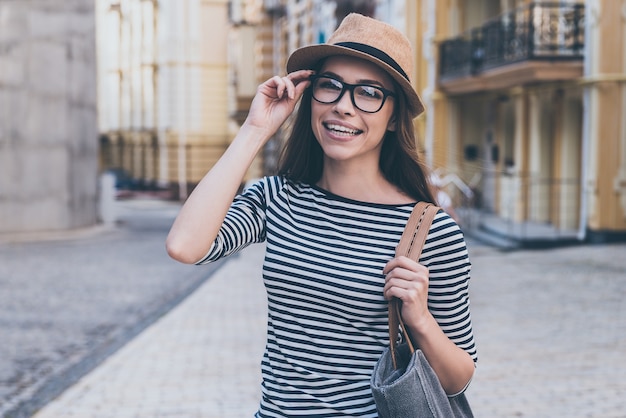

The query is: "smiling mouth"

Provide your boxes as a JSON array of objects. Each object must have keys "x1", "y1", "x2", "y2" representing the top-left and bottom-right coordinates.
[{"x1": 323, "y1": 122, "x2": 363, "y2": 137}]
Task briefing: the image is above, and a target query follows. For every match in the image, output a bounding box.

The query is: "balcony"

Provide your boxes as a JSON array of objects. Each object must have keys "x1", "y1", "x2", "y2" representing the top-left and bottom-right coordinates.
[{"x1": 439, "y1": 2, "x2": 585, "y2": 95}]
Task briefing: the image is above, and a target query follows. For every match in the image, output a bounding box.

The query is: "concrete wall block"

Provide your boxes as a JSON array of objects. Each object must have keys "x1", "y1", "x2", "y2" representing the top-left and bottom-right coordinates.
[
  {"x1": 0, "y1": 143, "x2": 23, "y2": 199},
  {"x1": 5, "y1": 89, "x2": 29, "y2": 143},
  {"x1": 3, "y1": 197, "x2": 69, "y2": 232},
  {"x1": 28, "y1": 10, "x2": 68, "y2": 39},
  {"x1": 69, "y1": 50, "x2": 97, "y2": 105},
  {"x1": 67, "y1": 160, "x2": 99, "y2": 229},
  {"x1": 68, "y1": 106, "x2": 98, "y2": 154},
  {"x1": 0, "y1": 173, "x2": 98, "y2": 233},
  {"x1": 25, "y1": 96, "x2": 69, "y2": 146},
  {"x1": 0, "y1": 0, "x2": 107, "y2": 233},
  {"x1": 0, "y1": 3, "x2": 28, "y2": 45},
  {"x1": 0, "y1": 90, "x2": 7, "y2": 144},
  {"x1": 0, "y1": 201, "x2": 17, "y2": 232},
  {"x1": 0, "y1": 146, "x2": 14, "y2": 198},
  {"x1": 28, "y1": 41, "x2": 69, "y2": 97},
  {"x1": 67, "y1": 194, "x2": 98, "y2": 229},
  {"x1": 68, "y1": 155, "x2": 99, "y2": 202},
  {"x1": 20, "y1": 148, "x2": 70, "y2": 200},
  {"x1": 0, "y1": 201, "x2": 6, "y2": 231},
  {"x1": 69, "y1": 156, "x2": 99, "y2": 204},
  {"x1": 68, "y1": 10, "x2": 96, "y2": 38},
  {"x1": 0, "y1": 55, "x2": 26, "y2": 87},
  {"x1": 69, "y1": 26, "x2": 96, "y2": 64}
]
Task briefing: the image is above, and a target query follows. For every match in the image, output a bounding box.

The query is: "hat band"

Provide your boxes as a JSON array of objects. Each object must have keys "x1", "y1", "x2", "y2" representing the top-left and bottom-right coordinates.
[{"x1": 334, "y1": 42, "x2": 409, "y2": 81}]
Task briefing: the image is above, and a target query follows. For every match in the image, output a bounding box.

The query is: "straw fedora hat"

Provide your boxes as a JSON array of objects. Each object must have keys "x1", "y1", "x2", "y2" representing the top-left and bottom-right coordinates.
[{"x1": 286, "y1": 13, "x2": 424, "y2": 117}]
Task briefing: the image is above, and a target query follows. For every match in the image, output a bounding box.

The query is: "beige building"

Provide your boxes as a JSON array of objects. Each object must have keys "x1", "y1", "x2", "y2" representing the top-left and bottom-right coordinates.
[
  {"x1": 97, "y1": 0, "x2": 234, "y2": 200},
  {"x1": 97, "y1": 0, "x2": 625, "y2": 244}
]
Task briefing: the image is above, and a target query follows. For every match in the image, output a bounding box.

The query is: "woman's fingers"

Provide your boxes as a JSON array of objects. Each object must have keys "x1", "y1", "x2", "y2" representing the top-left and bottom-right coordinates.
[
  {"x1": 383, "y1": 256, "x2": 428, "y2": 280},
  {"x1": 263, "y1": 70, "x2": 314, "y2": 100},
  {"x1": 288, "y1": 69, "x2": 316, "y2": 83},
  {"x1": 384, "y1": 272, "x2": 428, "y2": 299},
  {"x1": 383, "y1": 256, "x2": 429, "y2": 300},
  {"x1": 383, "y1": 256, "x2": 432, "y2": 327},
  {"x1": 245, "y1": 71, "x2": 312, "y2": 130},
  {"x1": 275, "y1": 75, "x2": 294, "y2": 99},
  {"x1": 258, "y1": 75, "x2": 286, "y2": 99},
  {"x1": 284, "y1": 70, "x2": 315, "y2": 99}
]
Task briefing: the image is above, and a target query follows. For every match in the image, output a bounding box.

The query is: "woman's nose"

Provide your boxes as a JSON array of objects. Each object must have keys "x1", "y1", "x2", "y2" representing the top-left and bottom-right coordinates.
[{"x1": 333, "y1": 89, "x2": 356, "y2": 115}]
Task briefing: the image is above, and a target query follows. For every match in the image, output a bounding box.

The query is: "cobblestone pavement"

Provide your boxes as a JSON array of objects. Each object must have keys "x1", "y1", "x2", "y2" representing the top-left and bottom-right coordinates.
[
  {"x1": 5, "y1": 199, "x2": 626, "y2": 418},
  {"x1": 464, "y1": 241, "x2": 626, "y2": 417}
]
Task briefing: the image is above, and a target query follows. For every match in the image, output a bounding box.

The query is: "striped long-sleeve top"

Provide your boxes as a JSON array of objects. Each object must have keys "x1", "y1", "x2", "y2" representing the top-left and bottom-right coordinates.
[{"x1": 197, "y1": 176, "x2": 477, "y2": 417}]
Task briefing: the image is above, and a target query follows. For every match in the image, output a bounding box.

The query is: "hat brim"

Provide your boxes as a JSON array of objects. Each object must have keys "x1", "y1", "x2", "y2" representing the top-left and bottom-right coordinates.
[{"x1": 287, "y1": 44, "x2": 424, "y2": 117}]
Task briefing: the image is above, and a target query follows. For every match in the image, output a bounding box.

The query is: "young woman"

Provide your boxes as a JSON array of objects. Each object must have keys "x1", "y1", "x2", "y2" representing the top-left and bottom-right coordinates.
[{"x1": 167, "y1": 13, "x2": 477, "y2": 417}]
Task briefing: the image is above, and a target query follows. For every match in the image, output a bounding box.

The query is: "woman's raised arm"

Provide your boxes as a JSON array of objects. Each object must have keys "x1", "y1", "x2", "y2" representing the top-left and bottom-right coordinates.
[{"x1": 165, "y1": 70, "x2": 313, "y2": 264}]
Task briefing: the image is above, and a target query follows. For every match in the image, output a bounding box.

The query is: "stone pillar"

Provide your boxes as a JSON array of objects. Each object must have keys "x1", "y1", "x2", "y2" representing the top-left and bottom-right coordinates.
[{"x1": 0, "y1": 1, "x2": 98, "y2": 233}]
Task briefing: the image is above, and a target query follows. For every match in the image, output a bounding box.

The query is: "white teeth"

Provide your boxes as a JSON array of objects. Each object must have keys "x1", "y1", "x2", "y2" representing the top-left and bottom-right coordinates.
[{"x1": 325, "y1": 123, "x2": 360, "y2": 135}]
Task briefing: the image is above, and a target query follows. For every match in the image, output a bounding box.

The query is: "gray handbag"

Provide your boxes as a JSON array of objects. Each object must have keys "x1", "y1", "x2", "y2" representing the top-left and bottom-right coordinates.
[{"x1": 371, "y1": 202, "x2": 474, "y2": 418}]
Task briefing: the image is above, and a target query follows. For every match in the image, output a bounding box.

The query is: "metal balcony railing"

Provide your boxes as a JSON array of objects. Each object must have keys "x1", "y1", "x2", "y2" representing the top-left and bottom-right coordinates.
[
  {"x1": 439, "y1": 2, "x2": 585, "y2": 80},
  {"x1": 454, "y1": 172, "x2": 582, "y2": 245}
]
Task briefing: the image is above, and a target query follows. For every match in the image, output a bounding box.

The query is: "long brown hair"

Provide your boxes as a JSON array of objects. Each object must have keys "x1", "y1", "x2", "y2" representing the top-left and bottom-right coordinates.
[{"x1": 277, "y1": 80, "x2": 434, "y2": 203}]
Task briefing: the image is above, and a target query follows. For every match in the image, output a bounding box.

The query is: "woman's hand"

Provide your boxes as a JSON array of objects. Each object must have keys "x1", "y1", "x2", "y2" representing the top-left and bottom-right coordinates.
[
  {"x1": 383, "y1": 256, "x2": 432, "y2": 331},
  {"x1": 243, "y1": 70, "x2": 314, "y2": 138},
  {"x1": 383, "y1": 256, "x2": 476, "y2": 396}
]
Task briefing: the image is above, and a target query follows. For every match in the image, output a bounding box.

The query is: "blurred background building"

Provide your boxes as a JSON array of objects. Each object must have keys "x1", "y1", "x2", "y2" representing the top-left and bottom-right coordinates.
[
  {"x1": 1, "y1": 0, "x2": 625, "y2": 245},
  {"x1": 96, "y1": 0, "x2": 234, "y2": 202},
  {"x1": 432, "y1": 0, "x2": 626, "y2": 246},
  {"x1": 0, "y1": 1, "x2": 99, "y2": 233}
]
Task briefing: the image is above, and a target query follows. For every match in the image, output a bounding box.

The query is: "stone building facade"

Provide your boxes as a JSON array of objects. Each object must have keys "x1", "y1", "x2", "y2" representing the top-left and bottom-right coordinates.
[{"x1": 0, "y1": 1, "x2": 99, "y2": 234}]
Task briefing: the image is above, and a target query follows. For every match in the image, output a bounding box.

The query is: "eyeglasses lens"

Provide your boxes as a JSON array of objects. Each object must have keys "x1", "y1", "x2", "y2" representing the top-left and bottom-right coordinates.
[{"x1": 312, "y1": 77, "x2": 386, "y2": 113}]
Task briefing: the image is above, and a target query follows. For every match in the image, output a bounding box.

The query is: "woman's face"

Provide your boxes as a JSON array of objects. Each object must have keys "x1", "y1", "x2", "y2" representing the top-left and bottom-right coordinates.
[{"x1": 310, "y1": 56, "x2": 396, "y2": 168}]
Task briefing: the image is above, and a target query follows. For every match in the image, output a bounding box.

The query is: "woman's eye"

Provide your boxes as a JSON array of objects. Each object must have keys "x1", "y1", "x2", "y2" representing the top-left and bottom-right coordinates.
[
  {"x1": 358, "y1": 86, "x2": 382, "y2": 100},
  {"x1": 319, "y1": 78, "x2": 342, "y2": 90}
]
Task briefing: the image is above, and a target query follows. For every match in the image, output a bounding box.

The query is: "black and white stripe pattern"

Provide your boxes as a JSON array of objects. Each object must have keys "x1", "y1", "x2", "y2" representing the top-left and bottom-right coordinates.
[{"x1": 198, "y1": 176, "x2": 477, "y2": 417}]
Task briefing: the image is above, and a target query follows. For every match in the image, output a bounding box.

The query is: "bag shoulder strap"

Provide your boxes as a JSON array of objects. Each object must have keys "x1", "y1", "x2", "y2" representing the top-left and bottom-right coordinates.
[{"x1": 389, "y1": 201, "x2": 440, "y2": 369}]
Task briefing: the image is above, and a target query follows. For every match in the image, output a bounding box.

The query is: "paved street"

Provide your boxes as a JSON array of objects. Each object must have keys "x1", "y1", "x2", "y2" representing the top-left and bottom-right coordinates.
[
  {"x1": 464, "y1": 241, "x2": 626, "y2": 417},
  {"x1": 2, "y1": 198, "x2": 625, "y2": 417},
  {"x1": 0, "y1": 198, "x2": 224, "y2": 418}
]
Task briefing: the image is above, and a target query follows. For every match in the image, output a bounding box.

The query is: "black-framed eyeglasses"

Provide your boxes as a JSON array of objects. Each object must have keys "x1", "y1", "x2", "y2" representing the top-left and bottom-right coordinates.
[{"x1": 309, "y1": 75, "x2": 395, "y2": 113}]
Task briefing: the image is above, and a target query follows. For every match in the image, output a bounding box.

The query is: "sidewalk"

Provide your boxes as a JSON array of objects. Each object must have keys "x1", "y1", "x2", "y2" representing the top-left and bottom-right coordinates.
[
  {"x1": 13, "y1": 201, "x2": 626, "y2": 417},
  {"x1": 32, "y1": 243, "x2": 268, "y2": 418}
]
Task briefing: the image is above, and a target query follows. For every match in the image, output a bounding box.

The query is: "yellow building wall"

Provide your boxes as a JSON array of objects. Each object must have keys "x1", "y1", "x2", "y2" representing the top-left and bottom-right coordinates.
[
  {"x1": 418, "y1": 0, "x2": 582, "y2": 238},
  {"x1": 410, "y1": 0, "x2": 453, "y2": 169},
  {"x1": 585, "y1": 0, "x2": 626, "y2": 233}
]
